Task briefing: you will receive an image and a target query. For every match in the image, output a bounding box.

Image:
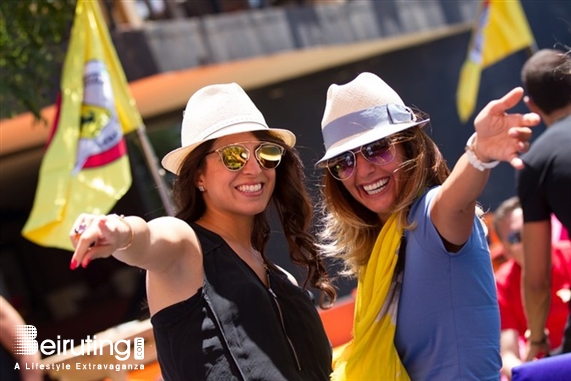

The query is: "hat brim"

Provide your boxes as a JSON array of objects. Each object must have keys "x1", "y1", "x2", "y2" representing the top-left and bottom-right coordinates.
[
  {"x1": 315, "y1": 118, "x2": 429, "y2": 168},
  {"x1": 161, "y1": 123, "x2": 296, "y2": 175}
]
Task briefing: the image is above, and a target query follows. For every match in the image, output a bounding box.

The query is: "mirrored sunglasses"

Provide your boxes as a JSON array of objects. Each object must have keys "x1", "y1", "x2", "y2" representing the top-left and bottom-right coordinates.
[
  {"x1": 326, "y1": 138, "x2": 395, "y2": 180},
  {"x1": 507, "y1": 230, "x2": 521, "y2": 245},
  {"x1": 206, "y1": 142, "x2": 285, "y2": 171}
]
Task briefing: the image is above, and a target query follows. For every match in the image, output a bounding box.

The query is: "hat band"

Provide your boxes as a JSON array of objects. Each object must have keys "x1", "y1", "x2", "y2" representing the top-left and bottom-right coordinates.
[{"x1": 322, "y1": 103, "x2": 414, "y2": 150}]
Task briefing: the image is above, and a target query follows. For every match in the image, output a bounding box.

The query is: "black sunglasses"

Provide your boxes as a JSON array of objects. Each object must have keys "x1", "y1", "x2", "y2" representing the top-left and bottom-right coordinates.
[
  {"x1": 205, "y1": 142, "x2": 285, "y2": 171},
  {"x1": 507, "y1": 230, "x2": 522, "y2": 245},
  {"x1": 326, "y1": 138, "x2": 395, "y2": 180}
]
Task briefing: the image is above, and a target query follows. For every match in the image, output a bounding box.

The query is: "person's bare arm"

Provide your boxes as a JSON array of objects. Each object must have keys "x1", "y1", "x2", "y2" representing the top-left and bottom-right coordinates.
[
  {"x1": 70, "y1": 215, "x2": 204, "y2": 316},
  {"x1": 522, "y1": 220, "x2": 552, "y2": 361},
  {"x1": 69, "y1": 215, "x2": 198, "y2": 273},
  {"x1": 432, "y1": 87, "x2": 539, "y2": 249},
  {"x1": 0, "y1": 296, "x2": 43, "y2": 381}
]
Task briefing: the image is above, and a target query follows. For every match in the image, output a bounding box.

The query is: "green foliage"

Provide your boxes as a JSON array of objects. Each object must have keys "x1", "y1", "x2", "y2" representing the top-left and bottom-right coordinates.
[{"x1": 0, "y1": 0, "x2": 76, "y2": 121}]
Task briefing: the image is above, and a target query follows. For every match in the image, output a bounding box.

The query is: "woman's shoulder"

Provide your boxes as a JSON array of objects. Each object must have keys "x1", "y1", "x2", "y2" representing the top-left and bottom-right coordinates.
[
  {"x1": 187, "y1": 221, "x2": 225, "y2": 255},
  {"x1": 408, "y1": 186, "x2": 441, "y2": 223}
]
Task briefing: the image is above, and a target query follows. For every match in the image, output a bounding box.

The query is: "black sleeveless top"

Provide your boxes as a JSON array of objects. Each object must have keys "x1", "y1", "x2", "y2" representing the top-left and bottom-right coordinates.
[{"x1": 151, "y1": 223, "x2": 332, "y2": 381}]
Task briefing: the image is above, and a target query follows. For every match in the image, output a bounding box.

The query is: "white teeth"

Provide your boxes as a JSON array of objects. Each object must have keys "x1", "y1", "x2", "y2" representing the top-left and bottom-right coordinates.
[
  {"x1": 237, "y1": 183, "x2": 262, "y2": 193},
  {"x1": 363, "y1": 178, "x2": 388, "y2": 195}
]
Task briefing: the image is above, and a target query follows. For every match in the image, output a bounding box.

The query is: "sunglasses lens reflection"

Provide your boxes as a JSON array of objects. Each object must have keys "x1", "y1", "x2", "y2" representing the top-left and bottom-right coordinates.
[
  {"x1": 221, "y1": 146, "x2": 249, "y2": 170},
  {"x1": 256, "y1": 144, "x2": 284, "y2": 169},
  {"x1": 326, "y1": 138, "x2": 395, "y2": 180},
  {"x1": 219, "y1": 143, "x2": 284, "y2": 171},
  {"x1": 363, "y1": 139, "x2": 395, "y2": 165},
  {"x1": 328, "y1": 152, "x2": 355, "y2": 180}
]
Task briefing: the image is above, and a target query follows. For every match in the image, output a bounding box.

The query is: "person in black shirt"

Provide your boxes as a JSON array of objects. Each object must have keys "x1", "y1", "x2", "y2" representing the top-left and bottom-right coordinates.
[
  {"x1": 517, "y1": 48, "x2": 571, "y2": 361},
  {"x1": 69, "y1": 82, "x2": 336, "y2": 380}
]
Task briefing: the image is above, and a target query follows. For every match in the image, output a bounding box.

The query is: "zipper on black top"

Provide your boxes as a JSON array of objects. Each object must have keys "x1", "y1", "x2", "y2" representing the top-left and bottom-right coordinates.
[{"x1": 267, "y1": 272, "x2": 302, "y2": 371}]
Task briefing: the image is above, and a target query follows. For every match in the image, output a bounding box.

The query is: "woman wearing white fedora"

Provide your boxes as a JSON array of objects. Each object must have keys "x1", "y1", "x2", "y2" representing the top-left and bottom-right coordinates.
[
  {"x1": 315, "y1": 72, "x2": 540, "y2": 380},
  {"x1": 69, "y1": 83, "x2": 336, "y2": 380}
]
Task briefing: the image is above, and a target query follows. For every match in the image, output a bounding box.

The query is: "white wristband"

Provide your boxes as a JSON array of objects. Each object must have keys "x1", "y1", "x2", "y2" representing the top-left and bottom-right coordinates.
[{"x1": 465, "y1": 133, "x2": 499, "y2": 171}]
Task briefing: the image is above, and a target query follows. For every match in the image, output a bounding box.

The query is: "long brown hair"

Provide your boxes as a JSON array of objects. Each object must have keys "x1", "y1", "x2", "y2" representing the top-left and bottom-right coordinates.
[
  {"x1": 173, "y1": 130, "x2": 336, "y2": 308},
  {"x1": 318, "y1": 124, "x2": 450, "y2": 275}
]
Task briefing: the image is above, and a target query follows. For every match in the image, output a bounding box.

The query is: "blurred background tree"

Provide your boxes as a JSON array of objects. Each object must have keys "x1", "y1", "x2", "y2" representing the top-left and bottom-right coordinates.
[{"x1": 0, "y1": 0, "x2": 76, "y2": 121}]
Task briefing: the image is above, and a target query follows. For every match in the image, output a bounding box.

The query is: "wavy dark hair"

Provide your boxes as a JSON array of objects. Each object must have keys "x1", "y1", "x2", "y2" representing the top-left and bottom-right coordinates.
[
  {"x1": 172, "y1": 130, "x2": 336, "y2": 308},
  {"x1": 318, "y1": 123, "x2": 451, "y2": 275}
]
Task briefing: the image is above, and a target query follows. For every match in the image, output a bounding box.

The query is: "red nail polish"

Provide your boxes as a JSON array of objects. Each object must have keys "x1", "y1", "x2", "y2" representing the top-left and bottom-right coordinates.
[
  {"x1": 70, "y1": 259, "x2": 77, "y2": 270},
  {"x1": 82, "y1": 257, "x2": 91, "y2": 268}
]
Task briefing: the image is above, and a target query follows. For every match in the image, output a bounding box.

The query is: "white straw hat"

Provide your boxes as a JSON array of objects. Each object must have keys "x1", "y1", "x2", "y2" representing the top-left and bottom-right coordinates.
[
  {"x1": 315, "y1": 72, "x2": 429, "y2": 167},
  {"x1": 162, "y1": 83, "x2": 296, "y2": 174}
]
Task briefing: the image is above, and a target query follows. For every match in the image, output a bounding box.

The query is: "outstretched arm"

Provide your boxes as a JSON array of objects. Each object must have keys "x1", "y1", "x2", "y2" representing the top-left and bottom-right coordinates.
[
  {"x1": 69, "y1": 214, "x2": 199, "y2": 273},
  {"x1": 431, "y1": 87, "x2": 540, "y2": 249}
]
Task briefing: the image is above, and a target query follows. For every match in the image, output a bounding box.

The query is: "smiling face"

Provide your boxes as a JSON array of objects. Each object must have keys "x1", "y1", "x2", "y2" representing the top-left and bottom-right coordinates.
[
  {"x1": 338, "y1": 141, "x2": 406, "y2": 223},
  {"x1": 197, "y1": 132, "x2": 277, "y2": 219}
]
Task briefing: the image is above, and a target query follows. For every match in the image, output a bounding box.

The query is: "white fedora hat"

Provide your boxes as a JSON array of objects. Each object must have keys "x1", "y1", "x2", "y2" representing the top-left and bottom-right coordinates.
[
  {"x1": 162, "y1": 82, "x2": 296, "y2": 174},
  {"x1": 315, "y1": 72, "x2": 429, "y2": 167}
]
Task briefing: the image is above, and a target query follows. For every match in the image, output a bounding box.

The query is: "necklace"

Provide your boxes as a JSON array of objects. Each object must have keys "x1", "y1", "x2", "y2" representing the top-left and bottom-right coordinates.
[
  {"x1": 233, "y1": 240, "x2": 267, "y2": 270},
  {"x1": 197, "y1": 218, "x2": 267, "y2": 269}
]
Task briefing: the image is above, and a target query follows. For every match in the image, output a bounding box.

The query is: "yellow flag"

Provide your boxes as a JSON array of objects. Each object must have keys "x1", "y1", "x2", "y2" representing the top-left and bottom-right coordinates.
[
  {"x1": 456, "y1": 0, "x2": 534, "y2": 123},
  {"x1": 22, "y1": 0, "x2": 143, "y2": 251}
]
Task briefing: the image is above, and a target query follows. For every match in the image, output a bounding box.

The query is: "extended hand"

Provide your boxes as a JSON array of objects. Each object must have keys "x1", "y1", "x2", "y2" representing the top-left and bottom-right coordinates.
[
  {"x1": 69, "y1": 214, "x2": 132, "y2": 269},
  {"x1": 524, "y1": 340, "x2": 551, "y2": 362},
  {"x1": 473, "y1": 87, "x2": 541, "y2": 169}
]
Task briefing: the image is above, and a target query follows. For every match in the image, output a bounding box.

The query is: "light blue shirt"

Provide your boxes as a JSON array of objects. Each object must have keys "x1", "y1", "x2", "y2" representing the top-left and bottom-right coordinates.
[{"x1": 395, "y1": 187, "x2": 501, "y2": 380}]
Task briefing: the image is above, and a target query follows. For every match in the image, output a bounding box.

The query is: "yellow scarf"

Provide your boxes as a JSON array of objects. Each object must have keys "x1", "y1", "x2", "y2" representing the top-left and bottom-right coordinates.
[{"x1": 331, "y1": 214, "x2": 410, "y2": 381}]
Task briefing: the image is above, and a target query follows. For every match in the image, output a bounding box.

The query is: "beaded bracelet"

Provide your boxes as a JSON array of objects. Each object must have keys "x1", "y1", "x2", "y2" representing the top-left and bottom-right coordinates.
[
  {"x1": 116, "y1": 214, "x2": 134, "y2": 251},
  {"x1": 465, "y1": 133, "x2": 500, "y2": 171}
]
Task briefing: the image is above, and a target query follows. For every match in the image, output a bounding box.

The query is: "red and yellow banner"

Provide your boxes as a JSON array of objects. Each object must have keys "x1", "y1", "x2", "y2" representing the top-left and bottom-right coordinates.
[{"x1": 22, "y1": 0, "x2": 142, "y2": 250}]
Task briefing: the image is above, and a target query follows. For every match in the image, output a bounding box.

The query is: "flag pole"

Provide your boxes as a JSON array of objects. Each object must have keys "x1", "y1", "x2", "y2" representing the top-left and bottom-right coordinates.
[
  {"x1": 134, "y1": 125, "x2": 176, "y2": 216},
  {"x1": 524, "y1": 42, "x2": 539, "y2": 58},
  {"x1": 96, "y1": 1, "x2": 176, "y2": 217}
]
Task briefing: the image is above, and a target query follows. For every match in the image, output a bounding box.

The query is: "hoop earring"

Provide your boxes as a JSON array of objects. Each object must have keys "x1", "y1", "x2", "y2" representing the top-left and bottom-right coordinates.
[{"x1": 198, "y1": 186, "x2": 205, "y2": 192}]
